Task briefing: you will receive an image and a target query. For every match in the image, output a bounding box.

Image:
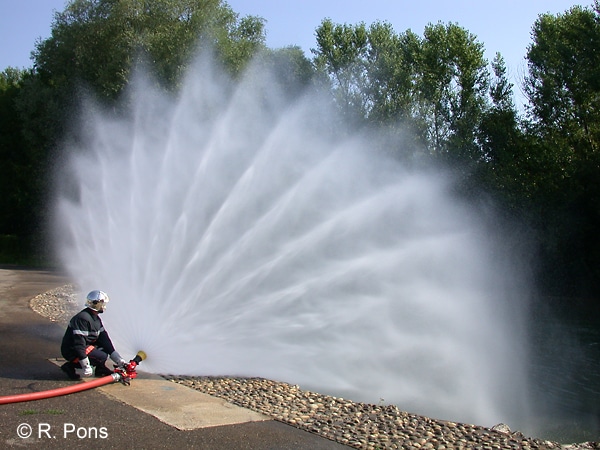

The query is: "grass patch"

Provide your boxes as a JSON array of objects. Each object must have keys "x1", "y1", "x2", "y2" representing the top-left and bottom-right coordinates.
[{"x1": 18, "y1": 409, "x2": 66, "y2": 416}]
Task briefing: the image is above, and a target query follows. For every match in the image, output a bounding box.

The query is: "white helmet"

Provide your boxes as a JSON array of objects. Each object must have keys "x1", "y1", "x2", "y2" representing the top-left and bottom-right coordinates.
[{"x1": 85, "y1": 290, "x2": 109, "y2": 313}]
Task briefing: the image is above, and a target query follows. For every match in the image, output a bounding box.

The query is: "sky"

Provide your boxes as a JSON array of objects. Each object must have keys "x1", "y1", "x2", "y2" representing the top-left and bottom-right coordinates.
[{"x1": 0, "y1": 0, "x2": 589, "y2": 107}]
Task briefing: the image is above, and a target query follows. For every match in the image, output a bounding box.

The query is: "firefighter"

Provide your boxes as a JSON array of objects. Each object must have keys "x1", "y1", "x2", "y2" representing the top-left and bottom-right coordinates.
[{"x1": 60, "y1": 290, "x2": 127, "y2": 380}]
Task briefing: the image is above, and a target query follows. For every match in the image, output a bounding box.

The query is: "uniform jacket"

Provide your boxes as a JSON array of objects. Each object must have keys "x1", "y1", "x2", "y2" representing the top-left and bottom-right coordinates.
[{"x1": 61, "y1": 307, "x2": 116, "y2": 361}]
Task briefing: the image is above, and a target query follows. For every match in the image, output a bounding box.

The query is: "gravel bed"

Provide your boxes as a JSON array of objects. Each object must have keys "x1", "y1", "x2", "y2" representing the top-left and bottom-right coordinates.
[
  {"x1": 29, "y1": 283, "x2": 80, "y2": 325},
  {"x1": 30, "y1": 285, "x2": 599, "y2": 450},
  {"x1": 164, "y1": 375, "x2": 560, "y2": 449}
]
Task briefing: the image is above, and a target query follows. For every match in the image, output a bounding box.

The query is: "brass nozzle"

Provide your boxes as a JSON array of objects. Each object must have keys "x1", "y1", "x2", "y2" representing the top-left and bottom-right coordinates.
[{"x1": 136, "y1": 350, "x2": 147, "y2": 361}]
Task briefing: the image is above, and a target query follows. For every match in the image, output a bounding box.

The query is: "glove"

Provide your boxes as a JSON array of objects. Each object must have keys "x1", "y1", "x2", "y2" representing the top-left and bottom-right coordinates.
[
  {"x1": 110, "y1": 351, "x2": 127, "y2": 368},
  {"x1": 75, "y1": 357, "x2": 93, "y2": 378}
]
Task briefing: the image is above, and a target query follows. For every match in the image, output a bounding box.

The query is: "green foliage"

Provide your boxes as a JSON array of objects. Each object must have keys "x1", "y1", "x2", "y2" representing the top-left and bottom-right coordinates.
[
  {"x1": 524, "y1": 3, "x2": 600, "y2": 192},
  {"x1": 524, "y1": 3, "x2": 600, "y2": 295},
  {"x1": 218, "y1": 14, "x2": 268, "y2": 75},
  {"x1": 313, "y1": 19, "x2": 491, "y2": 163},
  {"x1": 476, "y1": 54, "x2": 526, "y2": 202},
  {"x1": 313, "y1": 19, "x2": 369, "y2": 124},
  {"x1": 17, "y1": 409, "x2": 65, "y2": 416},
  {"x1": 0, "y1": 68, "x2": 41, "y2": 237},
  {"x1": 33, "y1": 0, "x2": 266, "y2": 98},
  {"x1": 258, "y1": 46, "x2": 315, "y2": 97},
  {"x1": 362, "y1": 22, "x2": 419, "y2": 123},
  {"x1": 418, "y1": 22, "x2": 489, "y2": 160}
]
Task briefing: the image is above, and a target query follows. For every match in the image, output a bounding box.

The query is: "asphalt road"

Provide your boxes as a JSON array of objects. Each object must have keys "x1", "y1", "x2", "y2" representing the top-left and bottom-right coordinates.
[{"x1": 0, "y1": 266, "x2": 350, "y2": 449}]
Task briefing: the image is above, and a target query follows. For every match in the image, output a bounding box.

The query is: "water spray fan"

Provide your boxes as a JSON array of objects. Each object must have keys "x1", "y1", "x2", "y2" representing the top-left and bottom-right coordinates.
[{"x1": 113, "y1": 350, "x2": 147, "y2": 385}]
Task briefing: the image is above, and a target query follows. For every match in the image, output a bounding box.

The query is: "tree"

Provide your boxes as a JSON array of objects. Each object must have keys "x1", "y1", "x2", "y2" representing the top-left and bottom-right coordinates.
[
  {"x1": 361, "y1": 22, "x2": 418, "y2": 123},
  {"x1": 525, "y1": 3, "x2": 600, "y2": 157},
  {"x1": 259, "y1": 46, "x2": 315, "y2": 98},
  {"x1": 24, "y1": 0, "x2": 269, "y2": 168},
  {"x1": 476, "y1": 53, "x2": 526, "y2": 204},
  {"x1": 312, "y1": 20, "x2": 490, "y2": 165},
  {"x1": 313, "y1": 19, "x2": 369, "y2": 125},
  {"x1": 33, "y1": 0, "x2": 266, "y2": 99},
  {"x1": 524, "y1": 3, "x2": 600, "y2": 295},
  {"x1": 0, "y1": 67, "x2": 55, "y2": 263},
  {"x1": 416, "y1": 22, "x2": 489, "y2": 162},
  {"x1": 0, "y1": 68, "x2": 30, "y2": 236}
]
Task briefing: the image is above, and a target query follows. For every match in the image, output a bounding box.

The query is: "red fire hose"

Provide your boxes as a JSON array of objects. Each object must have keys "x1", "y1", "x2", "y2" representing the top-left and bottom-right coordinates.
[
  {"x1": 0, "y1": 373, "x2": 121, "y2": 405},
  {"x1": 0, "y1": 351, "x2": 146, "y2": 405}
]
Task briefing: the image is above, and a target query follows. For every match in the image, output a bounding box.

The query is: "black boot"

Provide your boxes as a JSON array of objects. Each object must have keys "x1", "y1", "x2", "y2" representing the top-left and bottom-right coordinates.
[
  {"x1": 61, "y1": 361, "x2": 81, "y2": 380},
  {"x1": 94, "y1": 364, "x2": 113, "y2": 377}
]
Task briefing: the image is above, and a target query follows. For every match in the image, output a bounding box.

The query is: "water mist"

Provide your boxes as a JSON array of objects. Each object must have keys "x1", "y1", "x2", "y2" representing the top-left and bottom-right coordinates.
[{"x1": 53, "y1": 54, "x2": 531, "y2": 429}]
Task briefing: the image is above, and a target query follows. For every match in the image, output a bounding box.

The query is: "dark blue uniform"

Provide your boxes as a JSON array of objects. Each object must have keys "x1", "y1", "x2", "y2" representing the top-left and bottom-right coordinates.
[{"x1": 61, "y1": 307, "x2": 116, "y2": 365}]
